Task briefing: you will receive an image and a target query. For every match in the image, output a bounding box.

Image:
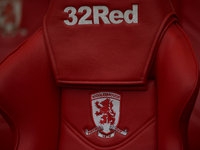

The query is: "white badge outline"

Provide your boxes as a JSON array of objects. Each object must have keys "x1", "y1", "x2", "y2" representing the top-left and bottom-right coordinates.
[{"x1": 85, "y1": 91, "x2": 128, "y2": 138}]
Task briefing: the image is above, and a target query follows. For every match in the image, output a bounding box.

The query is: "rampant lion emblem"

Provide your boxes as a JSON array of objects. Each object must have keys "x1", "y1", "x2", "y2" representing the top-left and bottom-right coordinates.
[
  {"x1": 85, "y1": 92, "x2": 127, "y2": 138},
  {"x1": 95, "y1": 99, "x2": 116, "y2": 125}
]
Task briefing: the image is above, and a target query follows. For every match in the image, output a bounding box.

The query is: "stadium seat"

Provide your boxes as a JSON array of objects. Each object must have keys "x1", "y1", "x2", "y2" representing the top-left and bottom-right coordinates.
[{"x1": 0, "y1": 0, "x2": 199, "y2": 149}]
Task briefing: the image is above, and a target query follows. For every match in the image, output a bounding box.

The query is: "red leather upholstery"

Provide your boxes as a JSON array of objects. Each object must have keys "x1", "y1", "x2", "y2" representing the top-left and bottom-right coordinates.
[
  {"x1": 0, "y1": 115, "x2": 13, "y2": 150},
  {"x1": 0, "y1": 0, "x2": 50, "y2": 62},
  {"x1": 171, "y1": 0, "x2": 200, "y2": 149},
  {"x1": 0, "y1": 0, "x2": 50, "y2": 150},
  {"x1": 0, "y1": 0, "x2": 199, "y2": 149}
]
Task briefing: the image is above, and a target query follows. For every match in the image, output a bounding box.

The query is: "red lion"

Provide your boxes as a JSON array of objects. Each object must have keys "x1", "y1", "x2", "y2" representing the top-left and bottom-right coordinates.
[{"x1": 95, "y1": 99, "x2": 116, "y2": 125}]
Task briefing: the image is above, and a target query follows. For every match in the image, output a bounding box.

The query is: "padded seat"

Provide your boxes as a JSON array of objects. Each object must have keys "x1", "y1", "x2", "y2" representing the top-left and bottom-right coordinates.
[
  {"x1": 0, "y1": 0, "x2": 199, "y2": 149},
  {"x1": 171, "y1": 0, "x2": 200, "y2": 149}
]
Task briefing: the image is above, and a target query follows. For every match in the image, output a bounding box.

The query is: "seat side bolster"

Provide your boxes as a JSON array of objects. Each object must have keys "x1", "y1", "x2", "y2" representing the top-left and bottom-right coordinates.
[
  {"x1": 154, "y1": 23, "x2": 199, "y2": 150},
  {"x1": 0, "y1": 29, "x2": 61, "y2": 150}
]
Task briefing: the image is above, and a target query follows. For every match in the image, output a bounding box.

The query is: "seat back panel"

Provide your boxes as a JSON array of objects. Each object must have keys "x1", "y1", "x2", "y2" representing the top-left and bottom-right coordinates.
[
  {"x1": 44, "y1": 0, "x2": 174, "y2": 85},
  {"x1": 59, "y1": 80, "x2": 157, "y2": 149}
]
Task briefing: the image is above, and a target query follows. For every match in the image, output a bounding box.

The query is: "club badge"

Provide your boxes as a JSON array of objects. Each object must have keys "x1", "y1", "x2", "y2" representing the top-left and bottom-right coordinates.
[{"x1": 85, "y1": 92, "x2": 127, "y2": 138}]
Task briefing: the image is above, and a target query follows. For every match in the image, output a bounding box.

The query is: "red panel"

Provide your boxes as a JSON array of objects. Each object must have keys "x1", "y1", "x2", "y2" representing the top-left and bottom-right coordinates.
[
  {"x1": 0, "y1": 1, "x2": 50, "y2": 150},
  {"x1": 171, "y1": 0, "x2": 200, "y2": 149},
  {"x1": 59, "y1": 80, "x2": 157, "y2": 149},
  {"x1": 44, "y1": 0, "x2": 174, "y2": 85},
  {"x1": 0, "y1": 30, "x2": 60, "y2": 150},
  {"x1": 179, "y1": 1, "x2": 200, "y2": 150},
  {"x1": 0, "y1": 115, "x2": 14, "y2": 150},
  {"x1": 155, "y1": 23, "x2": 199, "y2": 150},
  {"x1": 59, "y1": 120, "x2": 157, "y2": 150}
]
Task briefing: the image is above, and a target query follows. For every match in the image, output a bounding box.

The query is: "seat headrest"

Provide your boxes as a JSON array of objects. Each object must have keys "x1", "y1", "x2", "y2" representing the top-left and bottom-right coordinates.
[{"x1": 44, "y1": 0, "x2": 175, "y2": 86}]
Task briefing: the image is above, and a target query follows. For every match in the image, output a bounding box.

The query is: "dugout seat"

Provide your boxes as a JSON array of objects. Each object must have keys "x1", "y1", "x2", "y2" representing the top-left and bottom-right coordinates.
[{"x1": 0, "y1": 0, "x2": 199, "y2": 149}]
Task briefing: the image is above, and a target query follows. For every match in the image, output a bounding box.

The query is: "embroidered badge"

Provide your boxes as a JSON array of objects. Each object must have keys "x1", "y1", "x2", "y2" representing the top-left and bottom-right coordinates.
[{"x1": 85, "y1": 92, "x2": 127, "y2": 138}]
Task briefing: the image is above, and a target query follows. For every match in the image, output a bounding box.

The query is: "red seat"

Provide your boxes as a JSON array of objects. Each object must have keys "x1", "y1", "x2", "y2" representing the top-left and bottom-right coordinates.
[{"x1": 0, "y1": 0, "x2": 199, "y2": 149}]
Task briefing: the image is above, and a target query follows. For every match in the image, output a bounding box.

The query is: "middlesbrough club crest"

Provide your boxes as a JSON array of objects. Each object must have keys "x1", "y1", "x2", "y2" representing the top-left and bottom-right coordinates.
[{"x1": 85, "y1": 92, "x2": 127, "y2": 138}]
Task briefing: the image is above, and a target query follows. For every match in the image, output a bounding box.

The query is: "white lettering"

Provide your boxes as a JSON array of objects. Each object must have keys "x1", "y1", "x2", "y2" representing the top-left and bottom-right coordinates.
[
  {"x1": 78, "y1": 6, "x2": 92, "y2": 25},
  {"x1": 63, "y1": 5, "x2": 138, "y2": 25},
  {"x1": 109, "y1": 10, "x2": 123, "y2": 24},
  {"x1": 93, "y1": 6, "x2": 111, "y2": 24},
  {"x1": 124, "y1": 5, "x2": 138, "y2": 23},
  {"x1": 63, "y1": 7, "x2": 78, "y2": 25}
]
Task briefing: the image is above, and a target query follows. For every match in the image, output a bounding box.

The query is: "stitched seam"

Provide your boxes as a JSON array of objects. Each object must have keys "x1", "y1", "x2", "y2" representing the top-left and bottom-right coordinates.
[
  {"x1": 46, "y1": 13, "x2": 175, "y2": 84},
  {"x1": 58, "y1": 79, "x2": 144, "y2": 83},
  {"x1": 58, "y1": 13, "x2": 175, "y2": 83},
  {"x1": 43, "y1": 17, "x2": 59, "y2": 79},
  {"x1": 0, "y1": 106, "x2": 19, "y2": 150},
  {"x1": 61, "y1": 116, "x2": 156, "y2": 149},
  {"x1": 176, "y1": 23, "x2": 199, "y2": 150},
  {"x1": 141, "y1": 12, "x2": 176, "y2": 82},
  {"x1": 0, "y1": 28, "x2": 42, "y2": 65}
]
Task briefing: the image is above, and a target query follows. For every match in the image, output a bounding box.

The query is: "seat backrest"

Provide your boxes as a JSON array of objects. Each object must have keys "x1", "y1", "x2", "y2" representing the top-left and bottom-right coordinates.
[{"x1": 0, "y1": 0, "x2": 199, "y2": 150}]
